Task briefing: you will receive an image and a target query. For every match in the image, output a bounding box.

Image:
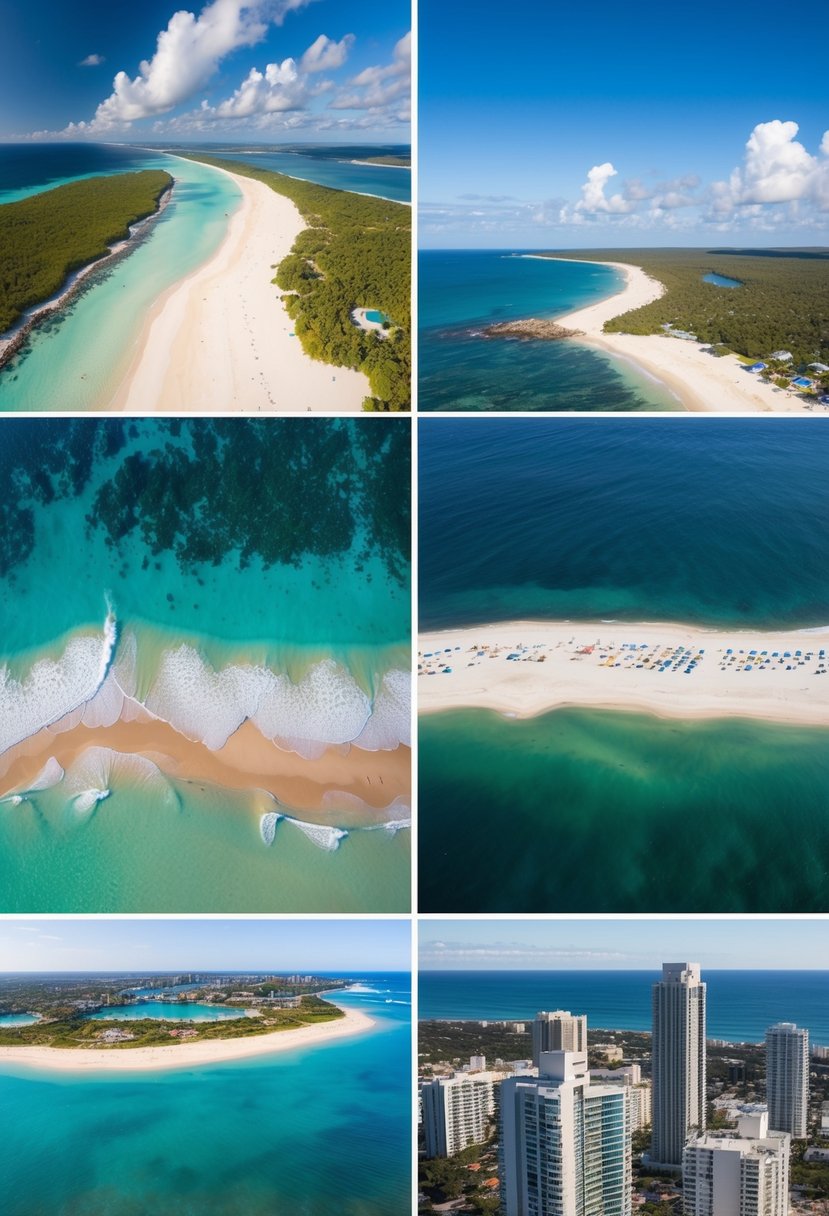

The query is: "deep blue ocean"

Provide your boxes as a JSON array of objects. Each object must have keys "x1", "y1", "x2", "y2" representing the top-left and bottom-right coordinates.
[
  {"x1": 0, "y1": 976, "x2": 410, "y2": 1216},
  {"x1": 419, "y1": 970, "x2": 829, "y2": 1046},
  {"x1": 419, "y1": 416, "x2": 829, "y2": 630},
  {"x1": 418, "y1": 250, "x2": 677, "y2": 411},
  {"x1": 0, "y1": 142, "x2": 409, "y2": 205}
]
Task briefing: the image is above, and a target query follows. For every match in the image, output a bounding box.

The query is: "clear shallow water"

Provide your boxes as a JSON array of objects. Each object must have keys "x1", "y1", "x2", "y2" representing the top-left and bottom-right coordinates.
[
  {"x1": 0, "y1": 151, "x2": 240, "y2": 411},
  {"x1": 419, "y1": 971, "x2": 829, "y2": 1046},
  {"x1": 418, "y1": 708, "x2": 829, "y2": 913},
  {"x1": 418, "y1": 250, "x2": 678, "y2": 411},
  {"x1": 0, "y1": 980, "x2": 411, "y2": 1216},
  {"x1": 0, "y1": 1014, "x2": 39, "y2": 1027},
  {"x1": 87, "y1": 1002, "x2": 245, "y2": 1022},
  {"x1": 0, "y1": 419, "x2": 410, "y2": 912},
  {"x1": 419, "y1": 417, "x2": 829, "y2": 630}
]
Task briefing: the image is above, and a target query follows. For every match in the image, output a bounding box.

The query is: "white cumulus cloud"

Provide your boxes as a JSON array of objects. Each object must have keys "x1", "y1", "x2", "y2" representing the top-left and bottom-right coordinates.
[
  {"x1": 78, "y1": 53, "x2": 105, "y2": 67},
  {"x1": 574, "y1": 162, "x2": 634, "y2": 216},
  {"x1": 329, "y1": 31, "x2": 410, "y2": 112},
  {"x1": 713, "y1": 120, "x2": 829, "y2": 216},
  {"x1": 300, "y1": 33, "x2": 354, "y2": 73}
]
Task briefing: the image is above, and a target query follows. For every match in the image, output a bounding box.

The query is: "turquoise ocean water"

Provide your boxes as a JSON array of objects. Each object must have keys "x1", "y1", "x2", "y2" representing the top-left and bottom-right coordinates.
[
  {"x1": 87, "y1": 1002, "x2": 246, "y2": 1022},
  {"x1": 418, "y1": 250, "x2": 679, "y2": 411},
  {"x1": 0, "y1": 419, "x2": 411, "y2": 912},
  {"x1": 0, "y1": 142, "x2": 407, "y2": 410},
  {"x1": 0, "y1": 978, "x2": 411, "y2": 1216},
  {"x1": 418, "y1": 418, "x2": 829, "y2": 913},
  {"x1": 419, "y1": 971, "x2": 829, "y2": 1046}
]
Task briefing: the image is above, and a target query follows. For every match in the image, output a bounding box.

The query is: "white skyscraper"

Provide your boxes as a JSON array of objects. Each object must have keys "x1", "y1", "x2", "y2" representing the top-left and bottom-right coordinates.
[
  {"x1": 651, "y1": 962, "x2": 706, "y2": 1167},
  {"x1": 421, "y1": 1074, "x2": 494, "y2": 1158},
  {"x1": 766, "y1": 1023, "x2": 809, "y2": 1139},
  {"x1": 499, "y1": 1050, "x2": 632, "y2": 1216},
  {"x1": 531, "y1": 1010, "x2": 588, "y2": 1067},
  {"x1": 683, "y1": 1110, "x2": 790, "y2": 1216}
]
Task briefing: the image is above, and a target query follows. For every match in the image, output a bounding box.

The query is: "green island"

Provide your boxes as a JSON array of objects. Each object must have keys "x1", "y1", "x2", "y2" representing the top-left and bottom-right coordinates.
[
  {"x1": 357, "y1": 155, "x2": 411, "y2": 168},
  {"x1": 0, "y1": 974, "x2": 349, "y2": 1049},
  {"x1": 546, "y1": 248, "x2": 829, "y2": 367},
  {"x1": 418, "y1": 1021, "x2": 829, "y2": 1214},
  {"x1": 182, "y1": 153, "x2": 411, "y2": 411},
  {"x1": 0, "y1": 170, "x2": 173, "y2": 334}
]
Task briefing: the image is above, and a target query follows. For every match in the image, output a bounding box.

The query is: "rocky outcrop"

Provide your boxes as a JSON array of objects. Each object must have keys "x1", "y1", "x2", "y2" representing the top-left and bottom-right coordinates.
[{"x1": 480, "y1": 318, "x2": 583, "y2": 341}]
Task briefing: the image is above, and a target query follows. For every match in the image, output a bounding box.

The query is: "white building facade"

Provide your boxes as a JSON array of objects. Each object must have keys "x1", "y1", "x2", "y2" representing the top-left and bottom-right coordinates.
[
  {"x1": 682, "y1": 1110, "x2": 790, "y2": 1216},
  {"x1": 499, "y1": 1051, "x2": 632, "y2": 1216},
  {"x1": 765, "y1": 1023, "x2": 809, "y2": 1140},
  {"x1": 651, "y1": 962, "x2": 707, "y2": 1167},
  {"x1": 531, "y1": 1011, "x2": 588, "y2": 1067},
  {"x1": 421, "y1": 1073, "x2": 494, "y2": 1158}
]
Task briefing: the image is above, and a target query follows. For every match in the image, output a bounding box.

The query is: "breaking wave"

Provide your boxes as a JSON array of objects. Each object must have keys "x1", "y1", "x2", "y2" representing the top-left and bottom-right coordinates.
[{"x1": 1, "y1": 623, "x2": 410, "y2": 759}]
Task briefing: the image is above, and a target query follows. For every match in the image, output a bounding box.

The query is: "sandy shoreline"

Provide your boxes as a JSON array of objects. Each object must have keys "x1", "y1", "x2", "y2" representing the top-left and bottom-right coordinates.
[
  {"x1": 535, "y1": 255, "x2": 815, "y2": 414},
  {"x1": 0, "y1": 716, "x2": 410, "y2": 821},
  {"x1": 0, "y1": 1003, "x2": 372, "y2": 1074},
  {"x1": 112, "y1": 160, "x2": 370, "y2": 412},
  {"x1": 419, "y1": 620, "x2": 829, "y2": 726}
]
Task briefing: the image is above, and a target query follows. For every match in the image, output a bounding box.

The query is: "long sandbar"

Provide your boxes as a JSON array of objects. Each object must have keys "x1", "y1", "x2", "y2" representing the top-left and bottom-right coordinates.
[
  {"x1": 536, "y1": 255, "x2": 814, "y2": 414},
  {"x1": 113, "y1": 160, "x2": 370, "y2": 412},
  {"x1": 419, "y1": 620, "x2": 829, "y2": 726},
  {"x1": 0, "y1": 716, "x2": 410, "y2": 822},
  {"x1": 0, "y1": 1003, "x2": 372, "y2": 1075}
]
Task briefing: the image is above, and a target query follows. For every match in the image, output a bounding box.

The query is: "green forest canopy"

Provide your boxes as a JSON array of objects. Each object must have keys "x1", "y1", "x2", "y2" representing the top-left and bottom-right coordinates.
[
  {"x1": 545, "y1": 248, "x2": 829, "y2": 365},
  {"x1": 0, "y1": 170, "x2": 172, "y2": 334},
  {"x1": 183, "y1": 154, "x2": 411, "y2": 411}
]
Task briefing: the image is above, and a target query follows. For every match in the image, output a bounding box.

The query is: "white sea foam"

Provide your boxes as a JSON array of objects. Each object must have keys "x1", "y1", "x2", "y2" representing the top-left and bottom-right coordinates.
[
  {"x1": 259, "y1": 810, "x2": 283, "y2": 846},
  {"x1": 0, "y1": 795, "x2": 24, "y2": 807},
  {"x1": 0, "y1": 756, "x2": 66, "y2": 803},
  {"x1": 63, "y1": 747, "x2": 180, "y2": 811},
  {"x1": 0, "y1": 608, "x2": 119, "y2": 755},
  {"x1": 285, "y1": 818, "x2": 347, "y2": 852},
  {"x1": 72, "y1": 788, "x2": 111, "y2": 814},
  {"x1": 353, "y1": 668, "x2": 411, "y2": 751}
]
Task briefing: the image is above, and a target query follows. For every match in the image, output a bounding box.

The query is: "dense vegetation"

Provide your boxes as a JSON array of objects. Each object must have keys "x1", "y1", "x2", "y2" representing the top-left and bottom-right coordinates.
[
  {"x1": 1, "y1": 418, "x2": 411, "y2": 585},
  {"x1": 0, "y1": 986, "x2": 343, "y2": 1050},
  {"x1": 0, "y1": 170, "x2": 172, "y2": 333},
  {"x1": 183, "y1": 154, "x2": 411, "y2": 411},
  {"x1": 546, "y1": 248, "x2": 829, "y2": 365},
  {"x1": 360, "y1": 155, "x2": 411, "y2": 167}
]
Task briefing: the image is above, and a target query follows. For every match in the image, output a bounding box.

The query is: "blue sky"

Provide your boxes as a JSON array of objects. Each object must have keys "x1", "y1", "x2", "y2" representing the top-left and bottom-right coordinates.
[
  {"x1": 0, "y1": 0, "x2": 410, "y2": 142},
  {"x1": 420, "y1": 920, "x2": 829, "y2": 971},
  {"x1": 420, "y1": 0, "x2": 829, "y2": 247},
  {"x1": 0, "y1": 919, "x2": 411, "y2": 971}
]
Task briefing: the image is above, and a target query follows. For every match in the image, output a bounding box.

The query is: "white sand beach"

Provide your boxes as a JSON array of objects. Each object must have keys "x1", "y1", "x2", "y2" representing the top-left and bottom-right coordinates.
[
  {"x1": 539, "y1": 256, "x2": 815, "y2": 414},
  {"x1": 113, "y1": 161, "x2": 370, "y2": 412},
  {"x1": 419, "y1": 621, "x2": 829, "y2": 726},
  {"x1": 0, "y1": 1004, "x2": 372, "y2": 1075}
]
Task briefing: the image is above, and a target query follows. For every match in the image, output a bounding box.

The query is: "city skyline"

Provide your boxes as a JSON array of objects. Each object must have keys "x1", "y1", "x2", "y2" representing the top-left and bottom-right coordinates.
[
  {"x1": 420, "y1": 920, "x2": 829, "y2": 971},
  {"x1": 1, "y1": 0, "x2": 410, "y2": 141},
  {"x1": 0, "y1": 919, "x2": 411, "y2": 972}
]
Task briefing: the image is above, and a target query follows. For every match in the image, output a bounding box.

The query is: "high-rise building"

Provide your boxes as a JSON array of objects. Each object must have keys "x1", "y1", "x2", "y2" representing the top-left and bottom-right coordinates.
[
  {"x1": 499, "y1": 1050, "x2": 632, "y2": 1216},
  {"x1": 766, "y1": 1023, "x2": 809, "y2": 1139},
  {"x1": 531, "y1": 1010, "x2": 588, "y2": 1067},
  {"x1": 651, "y1": 963, "x2": 706, "y2": 1167},
  {"x1": 591, "y1": 1066, "x2": 652, "y2": 1132},
  {"x1": 421, "y1": 1074, "x2": 494, "y2": 1158},
  {"x1": 683, "y1": 1110, "x2": 790, "y2": 1216}
]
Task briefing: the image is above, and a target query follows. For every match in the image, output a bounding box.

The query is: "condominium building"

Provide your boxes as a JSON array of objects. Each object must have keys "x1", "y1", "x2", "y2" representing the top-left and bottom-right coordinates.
[
  {"x1": 499, "y1": 1050, "x2": 632, "y2": 1216},
  {"x1": 421, "y1": 1073, "x2": 494, "y2": 1158},
  {"x1": 531, "y1": 1010, "x2": 588, "y2": 1067},
  {"x1": 682, "y1": 1110, "x2": 790, "y2": 1216},
  {"x1": 766, "y1": 1023, "x2": 809, "y2": 1139},
  {"x1": 591, "y1": 1066, "x2": 652, "y2": 1132},
  {"x1": 651, "y1": 962, "x2": 707, "y2": 1167}
]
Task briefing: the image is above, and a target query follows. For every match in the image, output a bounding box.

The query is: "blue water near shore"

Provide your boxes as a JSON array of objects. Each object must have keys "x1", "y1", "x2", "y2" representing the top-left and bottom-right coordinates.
[
  {"x1": 0, "y1": 1013, "x2": 39, "y2": 1027},
  {"x1": 207, "y1": 146, "x2": 411, "y2": 202},
  {"x1": 419, "y1": 250, "x2": 678, "y2": 411},
  {"x1": 87, "y1": 1002, "x2": 246, "y2": 1022},
  {"x1": 0, "y1": 980, "x2": 411, "y2": 1216},
  {"x1": 0, "y1": 143, "x2": 160, "y2": 204},
  {"x1": 419, "y1": 971, "x2": 829, "y2": 1046},
  {"x1": 0, "y1": 149, "x2": 240, "y2": 411},
  {"x1": 420, "y1": 416, "x2": 829, "y2": 630}
]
